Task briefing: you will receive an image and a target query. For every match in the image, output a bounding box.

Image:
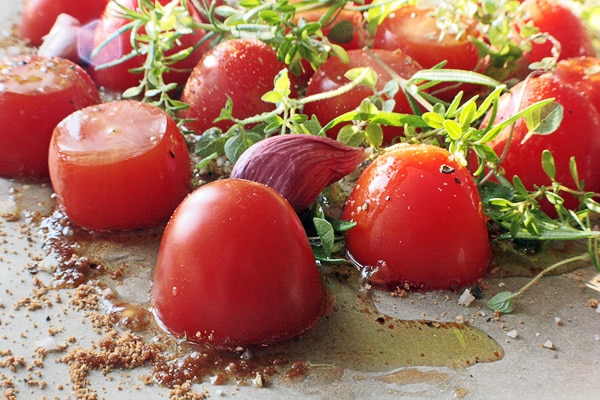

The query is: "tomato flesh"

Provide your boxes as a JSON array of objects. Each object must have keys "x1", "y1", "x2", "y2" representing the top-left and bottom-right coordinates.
[
  {"x1": 0, "y1": 55, "x2": 101, "y2": 181},
  {"x1": 343, "y1": 144, "x2": 491, "y2": 291},
  {"x1": 48, "y1": 100, "x2": 191, "y2": 231},
  {"x1": 151, "y1": 178, "x2": 326, "y2": 350}
]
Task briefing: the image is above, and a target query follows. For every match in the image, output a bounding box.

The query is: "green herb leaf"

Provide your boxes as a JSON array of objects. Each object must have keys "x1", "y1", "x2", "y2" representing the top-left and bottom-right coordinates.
[{"x1": 487, "y1": 291, "x2": 517, "y2": 313}]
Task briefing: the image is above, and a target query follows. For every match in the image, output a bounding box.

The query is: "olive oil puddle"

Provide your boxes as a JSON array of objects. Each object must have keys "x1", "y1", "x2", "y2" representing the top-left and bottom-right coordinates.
[{"x1": 35, "y1": 207, "x2": 504, "y2": 388}]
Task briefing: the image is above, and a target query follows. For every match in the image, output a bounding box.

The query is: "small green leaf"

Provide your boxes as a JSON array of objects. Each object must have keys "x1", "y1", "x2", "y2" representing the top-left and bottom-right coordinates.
[
  {"x1": 224, "y1": 131, "x2": 262, "y2": 164},
  {"x1": 364, "y1": 123, "x2": 383, "y2": 149},
  {"x1": 443, "y1": 119, "x2": 463, "y2": 140},
  {"x1": 313, "y1": 217, "x2": 335, "y2": 257},
  {"x1": 261, "y1": 90, "x2": 284, "y2": 104},
  {"x1": 122, "y1": 85, "x2": 144, "y2": 98},
  {"x1": 487, "y1": 291, "x2": 517, "y2": 313},
  {"x1": 337, "y1": 125, "x2": 364, "y2": 147},
  {"x1": 422, "y1": 112, "x2": 445, "y2": 129},
  {"x1": 345, "y1": 67, "x2": 377, "y2": 89},
  {"x1": 541, "y1": 150, "x2": 556, "y2": 180},
  {"x1": 569, "y1": 156, "x2": 582, "y2": 190},
  {"x1": 327, "y1": 19, "x2": 355, "y2": 44}
]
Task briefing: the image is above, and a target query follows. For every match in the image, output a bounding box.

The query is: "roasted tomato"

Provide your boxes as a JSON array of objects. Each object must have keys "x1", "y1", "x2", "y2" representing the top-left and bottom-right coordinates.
[
  {"x1": 483, "y1": 76, "x2": 600, "y2": 215},
  {"x1": 372, "y1": 5, "x2": 482, "y2": 101},
  {"x1": 88, "y1": 0, "x2": 208, "y2": 92},
  {"x1": 343, "y1": 144, "x2": 491, "y2": 291},
  {"x1": 151, "y1": 178, "x2": 326, "y2": 350},
  {"x1": 48, "y1": 100, "x2": 191, "y2": 231},
  {"x1": 19, "y1": 0, "x2": 110, "y2": 46},
  {"x1": 518, "y1": 0, "x2": 595, "y2": 67},
  {"x1": 0, "y1": 55, "x2": 101, "y2": 181},
  {"x1": 178, "y1": 38, "x2": 295, "y2": 135},
  {"x1": 302, "y1": 49, "x2": 423, "y2": 144}
]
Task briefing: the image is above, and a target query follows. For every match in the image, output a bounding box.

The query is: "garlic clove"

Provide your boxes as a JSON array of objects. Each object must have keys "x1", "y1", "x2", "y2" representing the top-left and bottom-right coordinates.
[{"x1": 230, "y1": 135, "x2": 368, "y2": 212}]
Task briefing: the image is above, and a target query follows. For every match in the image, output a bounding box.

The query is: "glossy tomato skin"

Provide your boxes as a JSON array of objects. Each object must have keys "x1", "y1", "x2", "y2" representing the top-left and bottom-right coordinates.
[
  {"x1": 519, "y1": 0, "x2": 595, "y2": 67},
  {"x1": 48, "y1": 100, "x2": 191, "y2": 231},
  {"x1": 151, "y1": 178, "x2": 326, "y2": 350},
  {"x1": 372, "y1": 5, "x2": 482, "y2": 101},
  {"x1": 19, "y1": 0, "x2": 110, "y2": 46},
  {"x1": 343, "y1": 144, "x2": 491, "y2": 291},
  {"x1": 178, "y1": 39, "x2": 294, "y2": 134},
  {"x1": 302, "y1": 49, "x2": 423, "y2": 144},
  {"x1": 550, "y1": 57, "x2": 600, "y2": 115},
  {"x1": 89, "y1": 0, "x2": 209, "y2": 92},
  {"x1": 0, "y1": 55, "x2": 101, "y2": 181},
  {"x1": 484, "y1": 76, "x2": 600, "y2": 215}
]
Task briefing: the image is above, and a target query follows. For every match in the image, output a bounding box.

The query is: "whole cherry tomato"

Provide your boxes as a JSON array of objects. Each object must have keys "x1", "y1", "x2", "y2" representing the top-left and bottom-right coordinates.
[
  {"x1": 178, "y1": 39, "x2": 295, "y2": 135},
  {"x1": 518, "y1": 0, "x2": 595, "y2": 67},
  {"x1": 483, "y1": 76, "x2": 600, "y2": 215},
  {"x1": 89, "y1": 0, "x2": 209, "y2": 92},
  {"x1": 302, "y1": 49, "x2": 423, "y2": 144},
  {"x1": 343, "y1": 144, "x2": 491, "y2": 291},
  {"x1": 48, "y1": 100, "x2": 191, "y2": 231},
  {"x1": 0, "y1": 55, "x2": 101, "y2": 181},
  {"x1": 151, "y1": 178, "x2": 326, "y2": 350},
  {"x1": 19, "y1": 0, "x2": 110, "y2": 46},
  {"x1": 372, "y1": 5, "x2": 482, "y2": 101}
]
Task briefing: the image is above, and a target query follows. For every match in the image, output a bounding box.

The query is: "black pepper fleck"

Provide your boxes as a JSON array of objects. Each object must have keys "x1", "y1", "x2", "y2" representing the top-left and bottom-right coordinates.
[{"x1": 440, "y1": 164, "x2": 455, "y2": 174}]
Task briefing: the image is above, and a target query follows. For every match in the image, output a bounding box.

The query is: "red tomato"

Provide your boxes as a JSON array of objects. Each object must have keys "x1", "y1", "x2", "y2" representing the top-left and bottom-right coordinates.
[
  {"x1": 48, "y1": 100, "x2": 191, "y2": 231},
  {"x1": 342, "y1": 144, "x2": 491, "y2": 291},
  {"x1": 550, "y1": 57, "x2": 600, "y2": 115},
  {"x1": 302, "y1": 49, "x2": 423, "y2": 144},
  {"x1": 151, "y1": 178, "x2": 326, "y2": 350},
  {"x1": 19, "y1": 0, "x2": 110, "y2": 46},
  {"x1": 483, "y1": 76, "x2": 600, "y2": 215},
  {"x1": 89, "y1": 0, "x2": 208, "y2": 92},
  {"x1": 0, "y1": 55, "x2": 101, "y2": 181},
  {"x1": 178, "y1": 39, "x2": 294, "y2": 134},
  {"x1": 372, "y1": 5, "x2": 482, "y2": 101},
  {"x1": 519, "y1": 0, "x2": 595, "y2": 67}
]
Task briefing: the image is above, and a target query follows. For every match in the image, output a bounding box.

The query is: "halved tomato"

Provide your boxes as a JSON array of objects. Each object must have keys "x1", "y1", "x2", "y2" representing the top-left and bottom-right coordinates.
[
  {"x1": 0, "y1": 55, "x2": 101, "y2": 181},
  {"x1": 48, "y1": 100, "x2": 191, "y2": 231}
]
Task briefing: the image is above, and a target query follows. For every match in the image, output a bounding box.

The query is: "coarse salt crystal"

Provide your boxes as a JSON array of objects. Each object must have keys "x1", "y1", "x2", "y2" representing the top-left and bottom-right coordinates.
[
  {"x1": 458, "y1": 289, "x2": 475, "y2": 306},
  {"x1": 507, "y1": 329, "x2": 518, "y2": 339}
]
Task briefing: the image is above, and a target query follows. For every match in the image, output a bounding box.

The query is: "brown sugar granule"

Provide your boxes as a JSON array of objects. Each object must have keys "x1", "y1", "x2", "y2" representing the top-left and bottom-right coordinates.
[
  {"x1": 168, "y1": 381, "x2": 209, "y2": 399},
  {"x1": 70, "y1": 284, "x2": 100, "y2": 311},
  {"x1": 58, "y1": 328, "x2": 162, "y2": 398},
  {"x1": 0, "y1": 355, "x2": 26, "y2": 372}
]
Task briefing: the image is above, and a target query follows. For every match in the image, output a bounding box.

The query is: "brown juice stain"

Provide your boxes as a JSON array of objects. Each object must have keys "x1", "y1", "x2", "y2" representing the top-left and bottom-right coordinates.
[{"x1": 15, "y1": 182, "x2": 504, "y2": 388}]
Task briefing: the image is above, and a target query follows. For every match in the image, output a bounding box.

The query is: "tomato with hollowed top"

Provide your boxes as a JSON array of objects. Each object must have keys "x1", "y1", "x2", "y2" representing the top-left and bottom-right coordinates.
[
  {"x1": 48, "y1": 100, "x2": 191, "y2": 231},
  {"x1": 151, "y1": 178, "x2": 327, "y2": 350},
  {"x1": 343, "y1": 144, "x2": 491, "y2": 291},
  {"x1": 0, "y1": 54, "x2": 101, "y2": 181}
]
